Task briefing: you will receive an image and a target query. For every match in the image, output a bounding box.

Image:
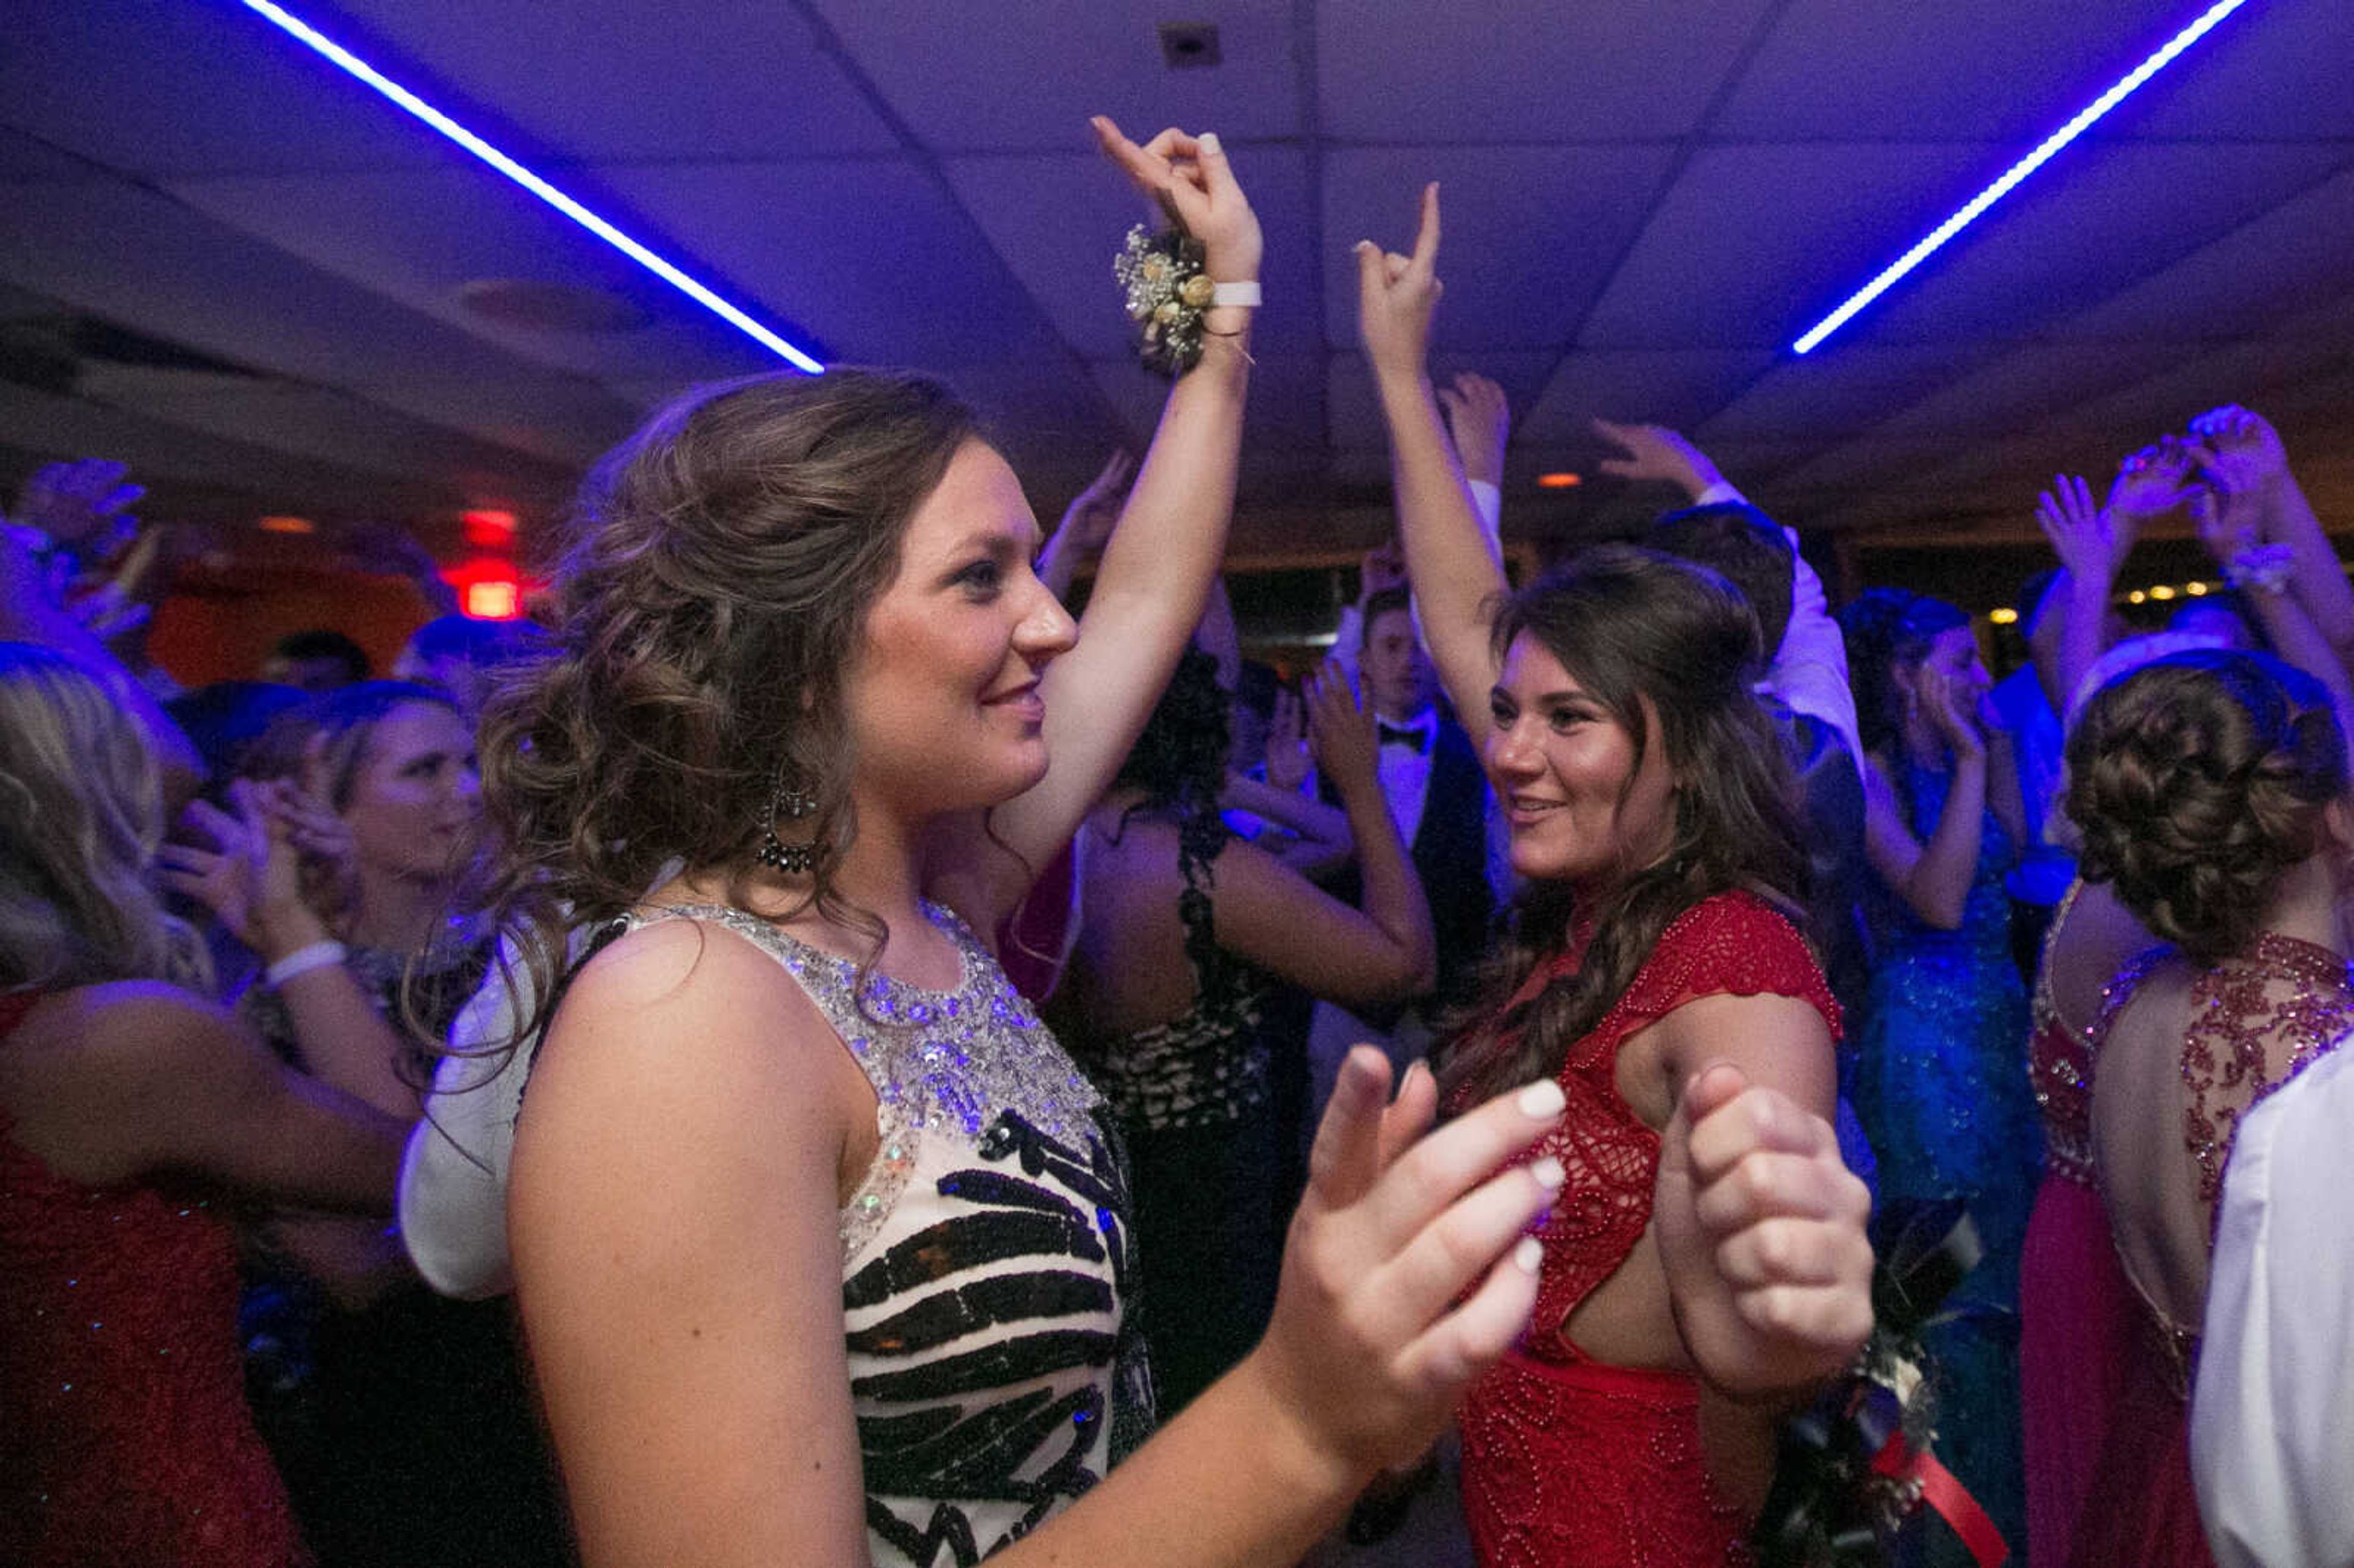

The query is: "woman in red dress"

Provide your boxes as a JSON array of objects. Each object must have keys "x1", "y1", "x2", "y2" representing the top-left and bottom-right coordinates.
[
  {"x1": 0, "y1": 637, "x2": 406, "y2": 1567},
  {"x1": 1357, "y1": 188, "x2": 1876, "y2": 1567}
]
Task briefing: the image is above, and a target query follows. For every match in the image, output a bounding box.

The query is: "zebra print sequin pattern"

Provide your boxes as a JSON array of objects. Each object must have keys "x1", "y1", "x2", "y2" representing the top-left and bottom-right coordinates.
[{"x1": 627, "y1": 904, "x2": 1151, "y2": 1567}]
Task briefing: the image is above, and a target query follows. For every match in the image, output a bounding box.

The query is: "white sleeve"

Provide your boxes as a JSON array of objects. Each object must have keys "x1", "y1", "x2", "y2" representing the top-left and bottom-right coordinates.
[
  {"x1": 1687, "y1": 480, "x2": 1864, "y2": 771},
  {"x1": 2193, "y1": 1043, "x2": 2354, "y2": 1568},
  {"x1": 395, "y1": 934, "x2": 546, "y2": 1300},
  {"x1": 1330, "y1": 602, "x2": 1365, "y2": 688},
  {"x1": 1762, "y1": 526, "x2": 1865, "y2": 779},
  {"x1": 1465, "y1": 479, "x2": 1503, "y2": 539}
]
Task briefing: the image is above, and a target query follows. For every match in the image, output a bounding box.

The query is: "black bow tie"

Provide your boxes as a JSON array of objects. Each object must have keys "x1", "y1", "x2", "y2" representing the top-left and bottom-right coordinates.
[{"x1": 1377, "y1": 720, "x2": 1431, "y2": 754}]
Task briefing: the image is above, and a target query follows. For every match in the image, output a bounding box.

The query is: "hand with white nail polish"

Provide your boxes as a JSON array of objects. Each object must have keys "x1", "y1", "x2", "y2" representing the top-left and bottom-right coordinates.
[
  {"x1": 1653, "y1": 1057, "x2": 1876, "y2": 1399},
  {"x1": 1241, "y1": 1046, "x2": 1565, "y2": 1484}
]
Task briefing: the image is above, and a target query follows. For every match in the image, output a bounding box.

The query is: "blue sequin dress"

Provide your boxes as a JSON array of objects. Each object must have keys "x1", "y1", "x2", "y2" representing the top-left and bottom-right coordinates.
[{"x1": 1854, "y1": 761, "x2": 2041, "y2": 1566}]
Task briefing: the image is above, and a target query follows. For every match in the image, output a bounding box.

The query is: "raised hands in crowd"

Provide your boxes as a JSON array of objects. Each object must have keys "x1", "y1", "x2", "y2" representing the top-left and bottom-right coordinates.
[
  {"x1": 1037, "y1": 446, "x2": 1137, "y2": 599},
  {"x1": 1439, "y1": 371, "x2": 1510, "y2": 492},
  {"x1": 2035, "y1": 402, "x2": 2351, "y2": 721}
]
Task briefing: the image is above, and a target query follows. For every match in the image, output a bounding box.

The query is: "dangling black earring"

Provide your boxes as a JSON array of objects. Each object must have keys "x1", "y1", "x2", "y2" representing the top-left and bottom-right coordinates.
[{"x1": 757, "y1": 775, "x2": 820, "y2": 873}]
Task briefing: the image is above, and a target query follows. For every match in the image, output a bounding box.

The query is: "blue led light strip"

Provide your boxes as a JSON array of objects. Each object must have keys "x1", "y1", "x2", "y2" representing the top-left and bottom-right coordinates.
[
  {"x1": 1791, "y1": 0, "x2": 2252, "y2": 356},
  {"x1": 235, "y1": 0, "x2": 825, "y2": 374}
]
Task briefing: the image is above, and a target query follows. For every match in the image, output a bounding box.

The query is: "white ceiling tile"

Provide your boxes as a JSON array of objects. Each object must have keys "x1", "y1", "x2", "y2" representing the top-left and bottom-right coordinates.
[
  {"x1": 2111, "y1": 0, "x2": 2354, "y2": 139},
  {"x1": 596, "y1": 159, "x2": 1068, "y2": 366},
  {"x1": 2055, "y1": 334, "x2": 2354, "y2": 447},
  {"x1": 1318, "y1": 0, "x2": 1773, "y2": 142},
  {"x1": 1326, "y1": 351, "x2": 1560, "y2": 452},
  {"x1": 168, "y1": 167, "x2": 788, "y2": 383},
  {"x1": 1242, "y1": 354, "x2": 1331, "y2": 451},
  {"x1": 1849, "y1": 141, "x2": 2352, "y2": 344},
  {"x1": 0, "y1": 379, "x2": 444, "y2": 514},
  {"x1": 1, "y1": 1, "x2": 2347, "y2": 552},
  {"x1": 326, "y1": 0, "x2": 901, "y2": 160},
  {"x1": 1757, "y1": 437, "x2": 1978, "y2": 495},
  {"x1": 0, "y1": 0, "x2": 468, "y2": 177},
  {"x1": 1082, "y1": 358, "x2": 1175, "y2": 452},
  {"x1": 0, "y1": 178, "x2": 549, "y2": 389},
  {"x1": 1518, "y1": 350, "x2": 1779, "y2": 443},
  {"x1": 82, "y1": 375, "x2": 563, "y2": 490},
  {"x1": 807, "y1": 1, "x2": 1303, "y2": 151},
  {"x1": 0, "y1": 126, "x2": 101, "y2": 182},
  {"x1": 1577, "y1": 143, "x2": 1998, "y2": 350},
  {"x1": 353, "y1": 379, "x2": 644, "y2": 468},
  {"x1": 1322, "y1": 145, "x2": 1682, "y2": 350},
  {"x1": 1697, "y1": 344, "x2": 2000, "y2": 441},
  {"x1": 1870, "y1": 343, "x2": 2207, "y2": 439},
  {"x1": 1716, "y1": 0, "x2": 2232, "y2": 142},
  {"x1": 2056, "y1": 166, "x2": 2354, "y2": 343}
]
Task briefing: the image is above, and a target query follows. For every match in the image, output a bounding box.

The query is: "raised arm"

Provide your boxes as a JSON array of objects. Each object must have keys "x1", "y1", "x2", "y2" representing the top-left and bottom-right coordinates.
[
  {"x1": 2033, "y1": 471, "x2": 2133, "y2": 719},
  {"x1": 1, "y1": 466, "x2": 203, "y2": 800},
  {"x1": 980, "y1": 120, "x2": 1260, "y2": 896},
  {"x1": 1035, "y1": 448, "x2": 1134, "y2": 603},
  {"x1": 1356, "y1": 185, "x2": 1508, "y2": 748},
  {"x1": 1857, "y1": 666, "x2": 1990, "y2": 931},
  {"x1": 1595, "y1": 420, "x2": 1866, "y2": 770},
  {"x1": 6, "y1": 981, "x2": 404, "y2": 1212},
  {"x1": 2193, "y1": 405, "x2": 2354, "y2": 657},
  {"x1": 1208, "y1": 664, "x2": 1436, "y2": 1007},
  {"x1": 156, "y1": 780, "x2": 422, "y2": 1119},
  {"x1": 1219, "y1": 769, "x2": 1355, "y2": 877},
  {"x1": 2190, "y1": 469, "x2": 2354, "y2": 757}
]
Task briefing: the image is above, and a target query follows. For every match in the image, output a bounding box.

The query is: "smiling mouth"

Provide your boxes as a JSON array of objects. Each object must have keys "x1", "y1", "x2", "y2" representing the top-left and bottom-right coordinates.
[
  {"x1": 1507, "y1": 797, "x2": 1564, "y2": 824},
  {"x1": 983, "y1": 682, "x2": 1045, "y2": 720}
]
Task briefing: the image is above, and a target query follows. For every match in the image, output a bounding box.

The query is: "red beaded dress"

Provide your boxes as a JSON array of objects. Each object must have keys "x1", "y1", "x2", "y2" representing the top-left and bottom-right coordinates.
[
  {"x1": 0, "y1": 991, "x2": 310, "y2": 1568},
  {"x1": 1452, "y1": 892, "x2": 1840, "y2": 1568},
  {"x1": 2017, "y1": 883, "x2": 2138, "y2": 1565},
  {"x1": 2066, "y1": 934, "x2": 2354, "y2": 1568}
]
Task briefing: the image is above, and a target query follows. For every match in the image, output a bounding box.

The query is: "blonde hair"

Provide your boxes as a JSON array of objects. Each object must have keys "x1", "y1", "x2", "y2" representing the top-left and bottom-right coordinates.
[{"x1": 0, "y1": 642, "x2": 208, "y2": 991}]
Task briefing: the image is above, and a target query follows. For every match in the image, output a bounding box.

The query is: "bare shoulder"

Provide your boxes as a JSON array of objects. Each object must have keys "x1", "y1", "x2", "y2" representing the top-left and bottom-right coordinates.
[
  {"x1": 7, "y1": 980, "x2": 245, "y2": 1081},
  {"x1": 536, "y1": 915, "x2": 839, "y2": 1083},
  {"x1": 518, "y1": 915, "x2": 864, "y2": 1192},
  {"x1": 1, "y1": 982, "x2": 270, "y2": 1186},
  {"x1": 1636, "y1": 991, "x2": 1837, "y2": 1125}
]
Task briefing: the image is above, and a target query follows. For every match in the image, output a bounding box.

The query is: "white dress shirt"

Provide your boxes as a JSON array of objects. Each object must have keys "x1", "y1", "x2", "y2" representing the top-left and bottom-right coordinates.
[
  {"x1": 2192, "y1": 1037, "x2": 2354, "y2": 1568},
  {"x1": 1692, "y1": 479, "x2": 1866, "y2": 780}
]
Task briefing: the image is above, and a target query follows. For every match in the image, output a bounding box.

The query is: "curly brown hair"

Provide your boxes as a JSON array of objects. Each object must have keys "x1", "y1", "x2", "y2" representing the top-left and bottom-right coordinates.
[
  {"x1": 2065, "y1": 649, "x2": 2345, "y2": 967},
  {"x1": 464, "y1": 368, "x2": 982, "y2": 1046},
  {"x1": 1437, "y1": 545, "x2": 1811, "y2": 1106}
]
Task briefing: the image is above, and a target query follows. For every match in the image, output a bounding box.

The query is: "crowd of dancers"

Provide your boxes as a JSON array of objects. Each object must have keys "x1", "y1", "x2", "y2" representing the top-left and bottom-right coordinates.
[{"x1": 3, "y1": 120, "x2": 2347, "y2": 1568}]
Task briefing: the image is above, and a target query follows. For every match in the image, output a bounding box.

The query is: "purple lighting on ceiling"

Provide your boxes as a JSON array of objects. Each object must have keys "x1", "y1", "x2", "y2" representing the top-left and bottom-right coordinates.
[
  {"x1": 231, "y1": 0, "x2": 825, "y2": 375},
  {"x1": 1791, "y1": 0, "x2": 2254, "y2": 356}
]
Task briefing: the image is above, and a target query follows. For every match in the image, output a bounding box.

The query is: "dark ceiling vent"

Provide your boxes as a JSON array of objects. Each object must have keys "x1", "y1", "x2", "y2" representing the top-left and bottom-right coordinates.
[
  {"x1": 0, "y1": 313, "x2": 264, "y2": 395},
  {"x1": 67, "y1": 319, "x2": 261, "y2": 376},
  {"x1": 1158, "y1": 21, "x2": 1221, "y2": 68}
]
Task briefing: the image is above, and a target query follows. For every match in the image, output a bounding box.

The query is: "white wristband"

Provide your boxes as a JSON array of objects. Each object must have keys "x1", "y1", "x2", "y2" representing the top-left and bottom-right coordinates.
[
  {"x1": 1209, "y1": 281, "x2": 1262, "y2": 308},
  {"x1": 265, "y1": 940, "x2": 348, "y2": 989}
]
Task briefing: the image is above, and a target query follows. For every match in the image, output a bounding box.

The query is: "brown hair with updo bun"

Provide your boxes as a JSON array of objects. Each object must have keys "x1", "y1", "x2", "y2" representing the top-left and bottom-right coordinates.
[
  {"x1": 463, "y1": 367, "x2": 982, "y2": 1049},
  {"x1": 2065, "y1": 649, "x2": 2347, "y2": 967}
]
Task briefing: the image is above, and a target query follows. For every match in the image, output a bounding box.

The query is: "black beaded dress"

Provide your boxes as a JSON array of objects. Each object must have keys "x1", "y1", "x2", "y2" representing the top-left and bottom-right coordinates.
[{"x1": 1061, "y1": 812, "x2": 1283, "y2": 1415}]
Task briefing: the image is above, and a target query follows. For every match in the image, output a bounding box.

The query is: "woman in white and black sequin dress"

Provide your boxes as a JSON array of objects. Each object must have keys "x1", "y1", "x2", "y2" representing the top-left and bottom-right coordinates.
[{"x1": 462, "y1": 121, "x2": 1863, "y2": 1568}]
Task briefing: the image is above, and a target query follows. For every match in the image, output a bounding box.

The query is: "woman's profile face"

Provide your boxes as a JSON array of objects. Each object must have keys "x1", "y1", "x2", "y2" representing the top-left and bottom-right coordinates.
[
  {"x1": 340, "y1": 700, "x2": 481, "y2": 884},
  {"x1": 1902, "y1": 623, "x2": 1991, "y2": 713},
  {"x1": 1484, "y1": 633, "x2": 1677, "y2": 889},
  {"x1": 844, "y1": 441, "x2": 1078, "y2": 825}
]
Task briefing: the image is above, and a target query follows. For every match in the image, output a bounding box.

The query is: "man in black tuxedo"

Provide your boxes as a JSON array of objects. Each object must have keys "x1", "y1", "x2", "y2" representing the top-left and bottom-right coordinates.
[{"x1": 1350, "y1": 585, "x2": 1496, "y2": 1016}]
